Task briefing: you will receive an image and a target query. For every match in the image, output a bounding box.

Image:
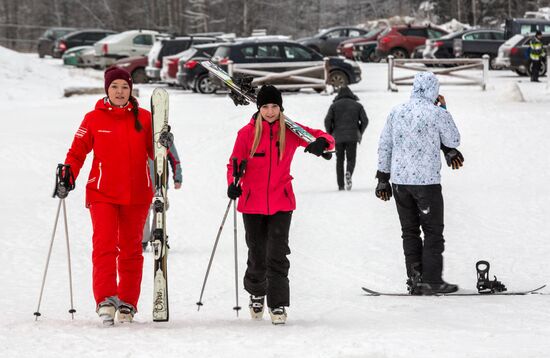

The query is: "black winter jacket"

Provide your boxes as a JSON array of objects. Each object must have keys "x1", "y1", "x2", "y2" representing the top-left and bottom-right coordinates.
[{"x1": 324, "y1": 87, "x2": 368, "y2": 143}]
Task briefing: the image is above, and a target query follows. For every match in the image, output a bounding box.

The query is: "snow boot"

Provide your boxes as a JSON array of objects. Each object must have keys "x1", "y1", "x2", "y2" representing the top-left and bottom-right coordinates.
[
  {"x1": 417, "y1": 281, "x2": 459, "y2": 295},
  {"x1": 269, "y1": 306, "x2": 287, "y2": 325},
  {"x1": 97, "y1": 301, "x2": 116, "y2": 326},
  {"x1": 117, "y1": 303, "x2": 136, "y2": 323},
  {"x1": 249, "y1": 295, "x2": 265, "y2": 320},
  {"x1": 406, "y1": 262, "x2": 423, "y2": 295},
  {"x1": 345, "y1": 171, "x2": 352, "y2": 191}
]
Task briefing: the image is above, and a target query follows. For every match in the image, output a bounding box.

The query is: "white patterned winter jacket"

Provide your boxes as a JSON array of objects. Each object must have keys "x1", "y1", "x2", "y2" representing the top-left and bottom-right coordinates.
[{"x1": 377, "y1": 72, "x2": 460, "y2": 185}]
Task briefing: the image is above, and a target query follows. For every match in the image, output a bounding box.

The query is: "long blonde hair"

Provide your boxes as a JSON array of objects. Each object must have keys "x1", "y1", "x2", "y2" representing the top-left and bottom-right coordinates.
[{"x1": 250, "y1": 111, "x2": 286, "y2": 161}]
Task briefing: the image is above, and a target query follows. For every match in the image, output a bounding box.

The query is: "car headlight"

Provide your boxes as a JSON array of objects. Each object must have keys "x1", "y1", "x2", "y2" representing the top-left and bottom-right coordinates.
[
  {"x1": 119, "y1": 63, "x2": 131, "y2": 68},
  {"x1": 343, "y1": 43, "x2": 354, "y2": 49}
]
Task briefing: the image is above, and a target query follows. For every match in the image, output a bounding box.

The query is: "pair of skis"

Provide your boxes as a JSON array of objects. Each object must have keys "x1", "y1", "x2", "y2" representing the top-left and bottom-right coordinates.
[
  {"x1": 150, "y1": 88, "x2": 172, "y2": 322},
  {"x1": 200, "y1": 60, "x2": 332, "y2": 159}
]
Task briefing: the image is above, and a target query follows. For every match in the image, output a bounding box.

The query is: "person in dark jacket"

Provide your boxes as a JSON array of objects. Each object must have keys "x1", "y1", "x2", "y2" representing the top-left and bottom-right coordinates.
[{"x1": 324, "y1": 87, "x2": 368, "y2": 191}]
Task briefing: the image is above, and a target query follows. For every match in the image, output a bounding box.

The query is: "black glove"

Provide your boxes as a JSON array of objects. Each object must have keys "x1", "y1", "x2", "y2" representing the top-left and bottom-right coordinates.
[
  {"x1": 304, "y1": 137, "x2": 329, "y2": 157},
  {"x1": 53, "y1": 164, "x2": 75, "y2": 199},
  {"x1": 227, "y1": 183, "x2": 242, "y2": 200},
  {"x1": 441, "y1": 145, "x2": 464, "y2": 170},
  {"x1": 375, "y1": 171, "x2": 392, "y2": 201}
]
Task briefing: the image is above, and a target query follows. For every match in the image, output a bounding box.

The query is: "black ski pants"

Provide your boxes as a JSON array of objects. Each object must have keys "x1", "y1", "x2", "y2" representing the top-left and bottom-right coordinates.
[
  {"x1": 242, "y1": 211, "x2": 292, "y2": 308},
  {"x1": 393, "y1": 184, "x2": 445, "y2": 283},
  {"x1": 335, "y1": 141, "x2": 357, "y2": 189},
  {"x1": 531, "y1": 60, "x2": 541, "y2": 82}
]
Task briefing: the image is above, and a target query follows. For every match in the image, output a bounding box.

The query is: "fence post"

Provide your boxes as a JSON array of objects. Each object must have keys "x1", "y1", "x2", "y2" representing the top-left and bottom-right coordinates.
[
  {"x1": 228, "y1": 60, "x2": 234, "y2": 77},
  {"x1": 387, "y1": 55, "x2": 394, "y2": 91},
  {"x1": 481, "y1": 54, "x2": 489, "y2": 91},
  {"x1": 323, "y1": 57, "x2": 330, "y2": 92}
]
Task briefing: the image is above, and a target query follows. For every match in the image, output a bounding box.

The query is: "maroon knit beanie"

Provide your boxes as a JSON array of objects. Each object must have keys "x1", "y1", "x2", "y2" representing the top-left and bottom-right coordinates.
[{"x1": 104, "y1": 66, "x2": 133, "y2": 94}]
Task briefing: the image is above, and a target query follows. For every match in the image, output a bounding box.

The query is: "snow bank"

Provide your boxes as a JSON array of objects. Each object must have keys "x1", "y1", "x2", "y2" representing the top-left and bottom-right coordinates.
[{"x1": 0, "y1": 46, "x2": 102, "y2": 103}]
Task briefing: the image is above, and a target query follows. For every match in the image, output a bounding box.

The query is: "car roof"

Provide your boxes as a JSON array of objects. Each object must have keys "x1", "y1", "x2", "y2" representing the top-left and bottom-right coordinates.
[
  {"x1": 61, "y1": 29, "x2": 116, "y2": 38},
  {"x1": 321, "y1": 26, "x2": 365, "y2": 32},
  {"x1": 193, "y1": 42, "x2": 225, "y2": 49},
  {"x1": 220, "y1": 39, "x2": 300, "y2": 46}
]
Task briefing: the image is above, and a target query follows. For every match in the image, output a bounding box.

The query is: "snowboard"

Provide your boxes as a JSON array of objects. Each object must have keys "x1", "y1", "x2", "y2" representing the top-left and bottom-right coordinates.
[{"x1": 361, "y1": 285, "x2": 546, "y2": 297}]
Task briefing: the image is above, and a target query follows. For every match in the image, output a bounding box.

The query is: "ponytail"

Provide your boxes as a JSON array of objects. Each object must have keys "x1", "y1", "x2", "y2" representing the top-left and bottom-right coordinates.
[{"x1": 129, "y1": 96, "x2": 142, "y2": 132}]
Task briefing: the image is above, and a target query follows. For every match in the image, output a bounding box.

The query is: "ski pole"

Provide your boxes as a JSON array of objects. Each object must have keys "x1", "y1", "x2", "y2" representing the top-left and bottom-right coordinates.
[
  {"x1": 196, "y1": 158, "x2": 246, "y2": 312},
  {"x1": 196, "y1": 197, "x2": 234, "y2": 311},
  {"x1": 34, "y1": 199, "x2": 63, "y2": 320},
  {"x1": 62, "y1": 199, "x2": 76, "y2": 319},
  {"x1": 232, "y1": 159, "x2": 246, "y2": 316},
  {"x1": 34, "y1": 164, "x2": 76, "y2": 320}
]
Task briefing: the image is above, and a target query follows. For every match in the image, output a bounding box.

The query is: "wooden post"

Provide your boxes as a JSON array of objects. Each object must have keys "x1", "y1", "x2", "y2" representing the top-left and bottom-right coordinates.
[
  {"x1": 387, "y1": 55, "x2": 394, "y2": 91},
  {"x1": 482, "y1": 54, "x2": 489, "y2": 91}
]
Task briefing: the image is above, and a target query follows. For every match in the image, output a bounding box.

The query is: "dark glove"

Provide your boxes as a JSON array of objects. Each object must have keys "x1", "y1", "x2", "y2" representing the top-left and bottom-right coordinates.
[
  {"x1": 227, "y1": 183, "x2": 242, "y2": 200},
  {"x1": 441, "y1": 145, "x2": 464, "y2": 170},
  {"x1": 304, "y1": 137, "x2": 329, "y2": 157},
  {"x1": 158, "y1": 130, "x2": 174, "y2": 149},
  {"x1": 53, "y1": 164, "x2": 75, "y2": 199},
  {"x1": 375, "y1": 171, "x2": 392, "y2": 201}
]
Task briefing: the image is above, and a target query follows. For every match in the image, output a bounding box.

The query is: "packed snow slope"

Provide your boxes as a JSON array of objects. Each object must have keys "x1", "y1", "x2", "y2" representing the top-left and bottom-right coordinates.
[{"x1": 1, "y1": 48, "x2": 549, "y2": 358}]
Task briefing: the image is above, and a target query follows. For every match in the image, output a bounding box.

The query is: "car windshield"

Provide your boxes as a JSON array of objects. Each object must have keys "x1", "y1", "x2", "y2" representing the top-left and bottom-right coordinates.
[
  {"x1": 438, "y1": 31, "x2": 465, "y2": 40},
  {"x1": 364, "y1": 28, "x2": 381, "y2": 38}
]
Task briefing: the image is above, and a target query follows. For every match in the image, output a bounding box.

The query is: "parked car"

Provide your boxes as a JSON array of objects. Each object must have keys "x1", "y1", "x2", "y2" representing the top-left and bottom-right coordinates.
[
  {"x1": 211, "y1": 39, "x2": 362, "y2": 90},
  {"x1": 376, "y1": 25, "x2": 448, "y2": 59},
  {"x1": 62, "y1": 46, "x2": 97, "y2": 67},
  {"x1": 176, "y1": 43, "x2": 224, "y2": 92},
  {"x1": 496, "y1": 32, "x2": 549, "y2": 76},
  {"x1": 298, "y1": 26, "x2": 369, "y2": 56},
  {"x1": 113, "y1": 56, "x2": 149, "y2": 83},
  {"x1": 504, "y1": 18, "x2": 550, "y2": 39},
  {"x1": 422, "y1": 29, "x2": 505, "y2": 69},
  {"x1": 351, "y1": 40, "x2": 381, "y2": 62},
  {"x1": 37, "y1": 27, "x2": 76, "y2": 58},
  {"x1": 337, "y1": 28, "x2": 384, "y2": 60},
  {"x1": 94, "y1": 30, "x2": 160, "y2": 68},
  {"x1": 146, "y1": 36, "x2": 217, "y2": 81},
  {"x1": 53, "y1": 29, "x2": 116, "y2": 58}
]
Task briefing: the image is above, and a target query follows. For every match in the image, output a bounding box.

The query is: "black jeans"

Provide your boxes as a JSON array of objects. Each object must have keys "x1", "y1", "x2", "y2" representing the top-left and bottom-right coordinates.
[
  {"x1": 242, "y1": 211, "x2": 292, "y2": 308},
  {"x1": 531, "y1": 60, "x2": 541, "y2": 81},
  {"x1": 393, "y1": 184, "x2": 445, "y2": 283},
  {"x1": 335, "y1": 141, "x2": 357, "y2": 189}
]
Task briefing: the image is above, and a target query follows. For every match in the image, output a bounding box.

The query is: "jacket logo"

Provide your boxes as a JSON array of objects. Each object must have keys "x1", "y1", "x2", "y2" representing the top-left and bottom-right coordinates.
[
  {"x1": 98, "y1": 130, "x2": 112, "y2": 133},
  {"x1": 75, "y1": 127, "x2": 87, "y2": 138}
]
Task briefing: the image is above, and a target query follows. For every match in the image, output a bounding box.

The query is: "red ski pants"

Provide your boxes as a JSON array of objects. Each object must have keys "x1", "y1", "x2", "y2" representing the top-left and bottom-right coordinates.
[{"x1": 89, "y1": 202, "x2": 149, "y2": 309}]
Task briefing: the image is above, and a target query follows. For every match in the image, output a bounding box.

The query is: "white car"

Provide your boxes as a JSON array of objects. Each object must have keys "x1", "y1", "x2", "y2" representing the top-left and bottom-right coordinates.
[
  {"x1": 495, "y1": 34, "x2": 524, "y2": 69},
  {"x1": 94, "y1": 30, "x2": 160, "y2": 67}
]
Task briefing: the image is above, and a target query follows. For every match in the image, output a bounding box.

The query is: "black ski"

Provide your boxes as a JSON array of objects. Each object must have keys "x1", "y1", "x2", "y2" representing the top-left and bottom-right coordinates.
[{"x1": 361, "y1": 285, "x2": 546, "y2": 297}]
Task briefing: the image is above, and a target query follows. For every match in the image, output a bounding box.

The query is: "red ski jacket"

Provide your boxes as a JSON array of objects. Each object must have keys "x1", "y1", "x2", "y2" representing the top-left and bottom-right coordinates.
[
  {"x1": 65, "y1": 98, "x2": 154, "y2": 207},
  {"x1": 227, "y1": 116, "x2": 335, "y2": 215}
]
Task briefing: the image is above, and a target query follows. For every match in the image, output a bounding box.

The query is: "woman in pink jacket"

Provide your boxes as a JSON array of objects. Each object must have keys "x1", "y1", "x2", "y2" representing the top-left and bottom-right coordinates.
[{"x1": 226, "y1": 85, "x2": 334, "y2": 324}]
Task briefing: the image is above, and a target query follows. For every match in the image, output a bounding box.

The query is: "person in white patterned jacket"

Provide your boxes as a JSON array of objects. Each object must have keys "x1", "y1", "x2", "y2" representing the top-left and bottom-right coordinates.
[{"x1": 375, "y1": 71, "x2": 464, "y2": 295}]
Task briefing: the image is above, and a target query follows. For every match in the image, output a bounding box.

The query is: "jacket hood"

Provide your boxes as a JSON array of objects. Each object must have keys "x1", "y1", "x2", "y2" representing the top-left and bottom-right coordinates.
[
  {"x1": 411, "y1": 72, "x2": 439, "y2": 102},
  {"x1": 334, "y1": 86, "x2": 359, "y2": 102}
]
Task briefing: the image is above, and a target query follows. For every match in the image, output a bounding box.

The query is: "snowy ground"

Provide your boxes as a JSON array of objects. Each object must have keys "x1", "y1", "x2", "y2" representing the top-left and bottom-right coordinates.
[{"x1": 1, "y1": 49, "x2": 550, "y2": 358}]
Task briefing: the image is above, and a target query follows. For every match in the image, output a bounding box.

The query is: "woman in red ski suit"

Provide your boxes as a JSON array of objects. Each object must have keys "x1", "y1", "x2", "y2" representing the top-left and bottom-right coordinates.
[
  {"x1": 226, "y1": 85, "x2": 334, "y2": 324},
  {"x1": 63, "y1": 67, "x2": 153, "y2": 323}
]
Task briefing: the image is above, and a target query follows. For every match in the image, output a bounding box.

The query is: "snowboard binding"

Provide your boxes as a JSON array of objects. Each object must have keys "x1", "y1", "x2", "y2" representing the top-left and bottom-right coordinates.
[
  {"x1": 476, "y1": 260, "x2": 507, "y2": 294},
  {"x1": 229, "y1": 75, "x2": 256, "y2": 106}
]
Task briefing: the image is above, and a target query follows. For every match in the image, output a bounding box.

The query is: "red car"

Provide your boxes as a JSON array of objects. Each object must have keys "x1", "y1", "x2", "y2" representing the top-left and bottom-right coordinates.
[
  {"x1": 113, "y1": 56, "x2": 149, "y2": 83},
  {"x1": 160, "y1": 52, "x2": 182, "y2": 85},
  {"x1": 337, "y1": 28, "x2": 384, "y2": 59},
  {"x1": 375, "y1": 25, "x2": 448, "y2": 59}
]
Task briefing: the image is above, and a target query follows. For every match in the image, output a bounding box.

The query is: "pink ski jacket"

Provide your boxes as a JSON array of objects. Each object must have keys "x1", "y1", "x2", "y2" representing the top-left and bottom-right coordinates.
[{"x1": 227, "y1": 116, "x2": 335, "y2": 215}]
